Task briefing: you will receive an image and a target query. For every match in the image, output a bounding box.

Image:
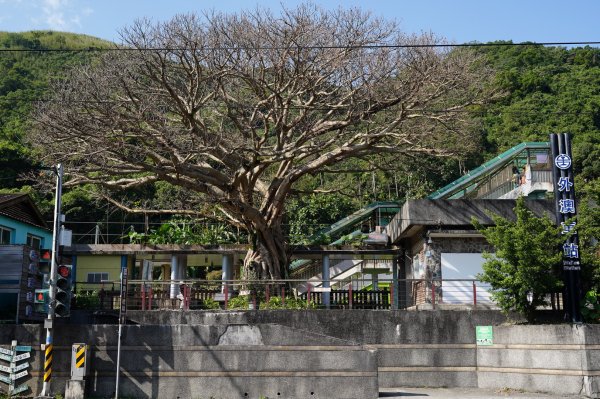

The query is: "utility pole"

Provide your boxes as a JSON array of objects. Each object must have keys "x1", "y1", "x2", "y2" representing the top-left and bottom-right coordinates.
[{"x1": 39, "y1": 164, "x2": 63, "y2": 398}]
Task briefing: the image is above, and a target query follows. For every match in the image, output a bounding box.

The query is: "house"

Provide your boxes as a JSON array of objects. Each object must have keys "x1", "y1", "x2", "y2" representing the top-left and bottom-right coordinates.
[
  {"x1": 0, "y1": 193, "x2": 53, "y2": 323},
  {"x1": 0, "y1": 193, "x2": 52, "y2": 249}
]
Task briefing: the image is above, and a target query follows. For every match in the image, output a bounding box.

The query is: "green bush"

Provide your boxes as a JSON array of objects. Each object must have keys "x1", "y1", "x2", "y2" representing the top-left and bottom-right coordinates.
[
  {"x1": 581, "y1": 290, "x2": 600, "y2": 323},
  {"x1": 227, "y1": 295, "x2": 249, "y2": 310},
  {"x1": 202, "y1": 297, "x2": 221, "y2": 310},
  {"x1": 260, "y1": 296, "x2": 316, "y2": 310},
  {"x1": 74, "y1": 290, "x2": 100, "y2": 308},
  {"x1": 473, "y1": 197, "x2": 562, "y2": 322}
]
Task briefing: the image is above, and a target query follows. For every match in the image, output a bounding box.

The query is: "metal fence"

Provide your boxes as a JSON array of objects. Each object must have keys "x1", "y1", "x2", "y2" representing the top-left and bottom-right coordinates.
[
  {"x1": 71, "y1": 278, "x2": 549, "y2": 312},
  {"x1": 71, "y1": 278, "x2": 566, "y2": 313}
]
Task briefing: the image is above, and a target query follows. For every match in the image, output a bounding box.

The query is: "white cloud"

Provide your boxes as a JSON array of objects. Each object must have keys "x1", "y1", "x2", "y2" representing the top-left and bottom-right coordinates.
[
  {"x1": 0, "y1": 0, "x2": 94, "y2": 32},
  {"x1": 42, "y1": 0, "x2": 69, "y2": 30},
  {"x1": 70, "y1": 15, "x2": 81, "y2": 28}
]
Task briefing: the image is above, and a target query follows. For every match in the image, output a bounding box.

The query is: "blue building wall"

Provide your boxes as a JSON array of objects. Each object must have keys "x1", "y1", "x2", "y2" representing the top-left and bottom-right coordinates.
[{"x1": 0, "y1": 215, "x2": 52, "y2": 249}]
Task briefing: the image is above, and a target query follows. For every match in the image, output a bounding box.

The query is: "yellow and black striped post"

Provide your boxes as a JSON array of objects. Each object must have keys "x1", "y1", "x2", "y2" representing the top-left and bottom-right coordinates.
[
  {"x1": 71, "y1": 343, "x2": 88, "y2": 380},
  {"x1": 43, "y1": 343, "x2": 52, "y2": 383},
  {"x1": 75, "y1": 344, "x2": 85, "y2": 369}
]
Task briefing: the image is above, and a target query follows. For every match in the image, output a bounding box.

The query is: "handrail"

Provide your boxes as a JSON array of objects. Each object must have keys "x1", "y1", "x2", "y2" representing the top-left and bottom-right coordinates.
[{"x1": 427, "y1": 142, "x2": 550, "y2": 199}]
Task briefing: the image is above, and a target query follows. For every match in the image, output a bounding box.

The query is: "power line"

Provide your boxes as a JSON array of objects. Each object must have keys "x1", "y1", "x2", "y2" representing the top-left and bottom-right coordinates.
[
  {"x1": 1, "y1": 96, "x2": 598, "y2": 117},
  {"x1": 0, "y1": 41, "x2": 600, "y2": 53}
]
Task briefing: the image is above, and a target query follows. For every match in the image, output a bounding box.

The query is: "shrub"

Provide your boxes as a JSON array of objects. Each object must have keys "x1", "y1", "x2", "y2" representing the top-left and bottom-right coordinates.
[
  {"x1": 202, "y1": 297, "x2": 221, "y2": 310},
  {"x1": 260, "y1": 296, "x2": 316, "y2": 310},
  {"x1": 581, "y1": 290, "x2": 600, "y2": 323},
  {"x1": 227, "y1": 295, "x2": 249, "y2": 310}
]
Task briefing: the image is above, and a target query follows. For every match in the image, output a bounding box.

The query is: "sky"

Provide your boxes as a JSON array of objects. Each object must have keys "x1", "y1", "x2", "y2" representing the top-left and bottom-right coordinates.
[{"x1": 0, "y1": 0, "x2": 599, "y2": 46}]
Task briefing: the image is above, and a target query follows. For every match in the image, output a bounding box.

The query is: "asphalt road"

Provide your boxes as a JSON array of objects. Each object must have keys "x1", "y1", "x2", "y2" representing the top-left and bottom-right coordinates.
[{"x1": 379, "y1": 388, "x2": 585, "y2": 398}]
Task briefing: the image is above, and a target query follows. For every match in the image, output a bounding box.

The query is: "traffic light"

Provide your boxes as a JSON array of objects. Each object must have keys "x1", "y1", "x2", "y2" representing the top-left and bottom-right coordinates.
[
  {"x1": 34, "y1": 289, "x2": 49, "y2": 314},
  {"x1": 40, "y1": 249, "x2": 51, "y2": 261},
  {"x1": 55, "y1": 264, "x2": 73, "y2": 317}
]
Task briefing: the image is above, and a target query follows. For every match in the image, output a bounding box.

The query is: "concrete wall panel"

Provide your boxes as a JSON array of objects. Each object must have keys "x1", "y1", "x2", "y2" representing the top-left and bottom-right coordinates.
[
  {"x1": 478, "y1": 371, "x2": 584, "y2": 396},
  {"x1": 377, "y1": 347, "x2": 476, "y2": 367},
  {"x1": 477, "y1": 348, "x2": 585, "y2": 370},
  {"x1": 378, "y1": 370, "x2": 477, "y2": 388}
]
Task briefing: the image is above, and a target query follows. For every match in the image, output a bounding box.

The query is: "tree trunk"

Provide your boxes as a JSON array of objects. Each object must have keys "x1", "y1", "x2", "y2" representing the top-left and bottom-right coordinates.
[{"x1": 242, "y1": 225, "x2": 288, "y2": 281}]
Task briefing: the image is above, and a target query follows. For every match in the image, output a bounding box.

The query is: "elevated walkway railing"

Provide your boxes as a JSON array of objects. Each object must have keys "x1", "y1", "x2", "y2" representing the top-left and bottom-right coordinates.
[{"x1": 427, "y1": 142, "x2": 551, "y2": 200}]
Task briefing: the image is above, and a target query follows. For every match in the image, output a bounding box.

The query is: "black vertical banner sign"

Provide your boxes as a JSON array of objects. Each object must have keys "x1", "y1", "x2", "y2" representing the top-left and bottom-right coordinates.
[
  {"x1": 550, "y1": 133, "x2": 582, "y2": 323},
  {"x1": 119, "y1": 267, "x2": 128, "y2": 325}
]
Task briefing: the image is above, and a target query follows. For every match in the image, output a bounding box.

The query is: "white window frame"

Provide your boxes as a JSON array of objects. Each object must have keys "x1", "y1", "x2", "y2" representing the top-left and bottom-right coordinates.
[
  {"x1": 26, "y1": 233, "x2": 42, "y2": 250},
  {"x1": 87, "y1": 272, "x2": 109, "y2": 283},
  {"x1": 0, "y1": 226, "x2": 12, "y2": 245}
]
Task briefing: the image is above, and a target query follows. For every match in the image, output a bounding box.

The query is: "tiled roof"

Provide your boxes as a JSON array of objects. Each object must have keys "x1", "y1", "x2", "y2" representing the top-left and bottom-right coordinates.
[
  {"x1": 0, "y1": 193, "x2": 25, "y2": 204},
  {"x1": 0, "y1": 193, "x2": 49, "y2": 229}
]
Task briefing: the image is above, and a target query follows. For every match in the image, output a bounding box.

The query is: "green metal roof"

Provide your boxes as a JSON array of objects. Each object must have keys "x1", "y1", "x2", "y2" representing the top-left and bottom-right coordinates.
[
  {"x1": 315, "y1": 201, "x2": 399, "y2": 239},
  {"x1": 289, "y1": 202, "x2": 400, "y2": 271},
  {"x1": 427, "y1": 142, "x2": 551, "y2": 200}
]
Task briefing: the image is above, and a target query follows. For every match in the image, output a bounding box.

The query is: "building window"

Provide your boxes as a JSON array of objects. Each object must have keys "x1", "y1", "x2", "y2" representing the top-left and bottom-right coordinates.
[
  {"x1": 26, "y1": 234, "x2": 42, "y2": 250},
  {"x1": 0, "y1": 226, "x2": 12, "y2": 245},
  {"x1": 87, "y1": 273, "x2": 109, "y2": 283}
]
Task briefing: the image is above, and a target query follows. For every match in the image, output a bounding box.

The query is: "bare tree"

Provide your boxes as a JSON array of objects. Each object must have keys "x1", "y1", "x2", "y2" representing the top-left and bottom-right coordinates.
[{"x1": 32, "y1": 5, "x2": 493, "y2": 280}]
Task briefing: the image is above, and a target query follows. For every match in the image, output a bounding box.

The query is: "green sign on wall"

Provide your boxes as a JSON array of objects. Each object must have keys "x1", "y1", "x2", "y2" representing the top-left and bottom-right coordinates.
[{"x1": 476, "y1": 326, "x2": 493, "y2": 346}]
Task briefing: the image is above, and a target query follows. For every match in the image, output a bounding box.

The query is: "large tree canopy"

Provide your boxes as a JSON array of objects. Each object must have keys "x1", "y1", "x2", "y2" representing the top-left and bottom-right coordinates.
[{"x1": 31, "y1": 5, "x2": 492, "y2": 279}]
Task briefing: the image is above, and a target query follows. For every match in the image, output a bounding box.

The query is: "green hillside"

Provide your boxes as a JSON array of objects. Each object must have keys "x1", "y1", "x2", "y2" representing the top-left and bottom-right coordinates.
[
  {"x1": 0, "y1": 31, "x2": 112, "y2": 194},
  {"x1": 476, "y1": 43, "x2": 600, "y2": 183}
]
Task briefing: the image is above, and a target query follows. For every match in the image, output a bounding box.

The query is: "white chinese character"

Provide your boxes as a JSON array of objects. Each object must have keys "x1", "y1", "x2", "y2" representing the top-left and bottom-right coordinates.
[
  {"x1": 563, "y1": 242, "x2": 579, "y2": 258},
  {"x1": 559, "y1": 199, "x2": 576, "y2": 214},
  {"x1": 561, "y1": 221, "x2": 577, "y2": 234},
  {"x1": 557, "y1": 177, "x2": 573, "y2": 192}
]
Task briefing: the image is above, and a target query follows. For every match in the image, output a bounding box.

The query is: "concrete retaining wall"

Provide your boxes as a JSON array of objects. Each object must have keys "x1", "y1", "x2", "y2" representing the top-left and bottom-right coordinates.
[
  {"x1": 0, "y1": 323, "x2": 378, "y2": 398},
  {"x1": 128, "y1": 310, "x2": 600, "y2": 397},
  {"x1": 2, "y1": 311, "x2": 600, "y2": 398},
  {"x1": 477, "y1": 324, "x2": 597, "y2": 397},
  {"x1": 128, "y1": 310, "x2": 507, "y2": 390}
]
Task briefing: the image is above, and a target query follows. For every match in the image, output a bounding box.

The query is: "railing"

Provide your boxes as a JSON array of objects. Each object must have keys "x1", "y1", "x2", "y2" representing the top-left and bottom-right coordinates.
[
  {"x1": 305, "y1": 288, "x2": 390, "y2": 310},
  {"x1": 71, "y1": 278, "x2": 564, "y2": 312}
]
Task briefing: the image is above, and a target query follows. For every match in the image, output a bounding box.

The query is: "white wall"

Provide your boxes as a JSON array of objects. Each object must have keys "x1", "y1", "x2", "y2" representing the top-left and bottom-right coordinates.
[{"x1": 440, "y1": 253, "x2": 492, "y2": 304}]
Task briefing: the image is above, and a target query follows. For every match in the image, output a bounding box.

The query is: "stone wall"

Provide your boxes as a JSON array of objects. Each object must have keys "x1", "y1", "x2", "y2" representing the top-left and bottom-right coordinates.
[{"x1": 1, "y1": 311, "x2": 599, "y2": 398}]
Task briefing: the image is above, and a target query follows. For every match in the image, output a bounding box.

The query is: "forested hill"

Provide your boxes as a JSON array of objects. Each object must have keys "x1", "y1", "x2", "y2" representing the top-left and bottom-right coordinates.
[
  {"x1": 0, "y1": 31, "x2": 112, "y2": 195},
  {"x1": 0, "y1": 33, "x2": 598, "y2": 224},
  {"x1": 476, "y1": 43, "x2": 600, "y2": 185}
]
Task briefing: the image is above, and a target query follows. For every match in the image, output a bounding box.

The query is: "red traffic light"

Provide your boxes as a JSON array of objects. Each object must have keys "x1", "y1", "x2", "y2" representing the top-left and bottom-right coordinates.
[
  {"x1": 58, "y1": 265, "x2": 71, "y2": 278},
  {"x1": 41, "y1": 250, "x2": 51, "y2": 260},
  {"x1": 37, "y1": 292, "x2": 44, "y2": 301}
]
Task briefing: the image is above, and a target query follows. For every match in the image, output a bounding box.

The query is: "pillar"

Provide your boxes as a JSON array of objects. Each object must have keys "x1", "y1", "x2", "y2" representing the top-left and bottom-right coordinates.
[
  {"x1": 221, "y1": 254, "x2": 233, "y2": 293},
  {"x1": 178, "y1": 255, "x2": 187, "y2": 280},
  {"x1": 372, "y1": 273, "x2": 379, "y2": 291},
  {"x1": 170, "y1": 255, "x2": 178, "y2": 299},
  {"x1": 322, "y1": 254, "x2": 330, "y2": 309},
  {"x1": 399, "y1": 250, "x2": 408, "y2": 309},
  {"x1": 392, "y1": 256, "x2": 398, "y2": 310}
]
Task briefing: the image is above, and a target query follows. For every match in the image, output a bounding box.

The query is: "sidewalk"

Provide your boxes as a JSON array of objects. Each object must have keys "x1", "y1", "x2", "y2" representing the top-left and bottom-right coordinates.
[{"x1": 379, "y1": 387, "x2": 585, "y2": 398}]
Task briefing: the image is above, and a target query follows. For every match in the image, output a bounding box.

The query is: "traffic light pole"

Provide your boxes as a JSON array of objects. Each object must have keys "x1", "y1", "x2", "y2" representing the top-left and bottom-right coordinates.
[{"x1": 40, "y1": 164, "x2": 63, "y2": 398}]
